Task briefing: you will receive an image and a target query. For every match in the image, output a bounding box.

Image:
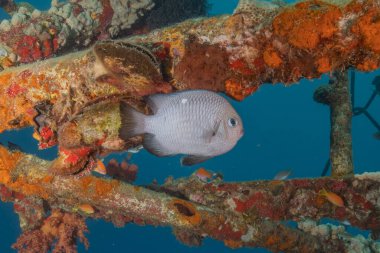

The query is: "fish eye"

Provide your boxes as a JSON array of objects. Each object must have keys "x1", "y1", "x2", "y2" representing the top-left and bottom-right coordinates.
[{"x1": 228, "y1": 118, "x2": 238, "y2": 127}]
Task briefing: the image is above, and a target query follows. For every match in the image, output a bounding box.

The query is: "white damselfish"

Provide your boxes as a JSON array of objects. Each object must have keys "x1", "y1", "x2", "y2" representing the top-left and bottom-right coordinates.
[{"x1": 120, "y1": 90, "x2": 244, "y2": 166}]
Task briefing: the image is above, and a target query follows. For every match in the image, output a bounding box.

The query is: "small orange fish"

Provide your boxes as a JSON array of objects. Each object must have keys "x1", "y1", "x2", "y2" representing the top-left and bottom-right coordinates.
[
  {"x1": 319, "y1": 189, "x2": 345, "y2": 207},
  {"x1": 94, "y1": 160, "x2": 107, "y2": 175},
  {"x1": 78, "y1": 204, "x2": 95, "y2": 214},
  {"x1": 273, "y1": 169, "x2": 292, "y2": 180},
  {"x1": 90, "y1": 12, "x2": 99, "y2": 20},
  {"x1": 195, "y1": 168, "x2": 213, "y2": 182},
  {"x1": 48, "y1": 28, "x2": 56, "y2": 35},
  {"x1": 2, "y1": 57, "x2": 14, "y2": 68},
  {"x1": 32, "y1": 132, "x2": 41, "y2": 141}
]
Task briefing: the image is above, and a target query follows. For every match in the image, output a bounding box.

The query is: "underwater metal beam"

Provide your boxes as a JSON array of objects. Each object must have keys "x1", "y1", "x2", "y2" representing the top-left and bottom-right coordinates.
[
  {"x1": 0, "y1": 0, "x2": 379, "y2": 251},
  {"x1": 0, "y1": 0, "x2": 207, "y2": 69},
  {"x1": 1, "y1": 146, "x2": 378, "y2": 252},
  {"x1": 1, "y1": 0, "x2": 380, "y2": 134},
  {"x1": 160, "y1": 169, "x2": 380, "y2": 234}
]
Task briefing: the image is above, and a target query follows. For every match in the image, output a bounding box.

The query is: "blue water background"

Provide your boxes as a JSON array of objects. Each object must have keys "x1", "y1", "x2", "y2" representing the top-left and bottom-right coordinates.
[{"x1": 1, "y1": 0, "x2": 379, "y2": 252}]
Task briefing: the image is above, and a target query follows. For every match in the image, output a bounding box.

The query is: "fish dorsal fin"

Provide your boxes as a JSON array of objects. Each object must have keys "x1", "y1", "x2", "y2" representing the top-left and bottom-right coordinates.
[
  {"x1": 181, "y1": 155, "x2": 213, "y2": 166},
  {"x1": 146, "y1": 94, "x2": 169, "y2": 113},
  {"x1": 143, "y1": 133, "x2": 170, "y2": 157}
]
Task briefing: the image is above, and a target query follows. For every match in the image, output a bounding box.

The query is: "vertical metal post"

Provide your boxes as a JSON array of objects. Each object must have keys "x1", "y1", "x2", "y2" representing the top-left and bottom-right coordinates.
[
  {"x1": 329, "y1": 70, "x2": 353, "y2": 177},
  {"x1": 314, "y1": 69, "x2": 354, "y2": 177}
]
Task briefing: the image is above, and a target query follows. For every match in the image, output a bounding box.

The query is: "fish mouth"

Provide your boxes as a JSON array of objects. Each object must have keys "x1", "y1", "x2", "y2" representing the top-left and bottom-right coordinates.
[{"x1": 240, "y1": 129, "x2": 244, "y2": 137}]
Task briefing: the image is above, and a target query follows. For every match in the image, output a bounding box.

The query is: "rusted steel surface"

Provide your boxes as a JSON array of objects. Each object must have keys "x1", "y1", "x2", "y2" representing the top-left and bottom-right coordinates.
[{"x1": 1, "y1": 147, "x2": 367, "y2": 252}]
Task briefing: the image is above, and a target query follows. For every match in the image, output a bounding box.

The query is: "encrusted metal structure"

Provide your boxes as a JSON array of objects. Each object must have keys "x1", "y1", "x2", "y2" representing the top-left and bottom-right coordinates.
[{"x1": 0, "y1": 0, "x2": 380, "y2": 252}]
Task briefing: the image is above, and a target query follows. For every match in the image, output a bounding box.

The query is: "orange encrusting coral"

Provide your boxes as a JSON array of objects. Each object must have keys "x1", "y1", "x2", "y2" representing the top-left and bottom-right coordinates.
[
  {"x1": 0, "y1": 147, "x2": 23, "y2": 184},
  {"x1": 95, "y1": 179, "x2": 117, "y2": 197},
  {"x1": 352, "y1": 9, "x2": 380, "y2": 54},
  {"x1": 264, "y1": 233, "x2": 299, "y2": 252},
  {"x1": 265, "y1": 234, "x2": 281, "y2": 247},
  {"x1": 316, "y1": 57, "x2": 332, "y2": 73},
  {"x1": 79, "y1": 176, "x2": 93, "y2": 192},
  {"x1": 229, "y1": 59, "x2": 254, "y2": 75},
  {"x1": 224, "y1": 239, "x2": 243, "y2": 249},
  {"x1": 356, "y1": 58, "x2": 379, "y2": 72},
  {"x1": 0, "y1": 147, "x2": 50, "y2": 199},
  {"x1": 0, "y1": 73, "x2": 14, "y2": 87},
  {"x1": 273, "y1": 1, "x2": 342, "y2": 50},
  {"x1": 0, "y1": 146, "x2": 124, "y2": 201},
  {"x1": 1, "y1": 142, "x2": 379, "y2": 252},
  {"x1": 1, "y1": 0, "x2": 380, "y2": 164},
  {"x1": 7, "y1": 177, "x2": 50, "y2": 199},
  {"x1": 0, "y1": 68, "x2": 59, "y2": 133},
  {"x1": 224, "y1": 79, "x2": 258, "y2": 101},
  {"x1": 41, "y1": 175, "x2": 54, "y2": 184},
  {"x1": 263, "y1": 48, "x2": 282, "y2": 68},
  {"x1": 79, "y1": 176, "x2": 119, "y2": 198}
]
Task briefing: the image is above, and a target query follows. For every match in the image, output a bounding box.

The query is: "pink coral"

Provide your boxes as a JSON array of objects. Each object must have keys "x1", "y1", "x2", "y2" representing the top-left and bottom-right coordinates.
[
  {"x1": 106, "y1": 158, "x2": 138, "y2": 183},
  {"x1": 13, "y1": 209, "x2": 89, "y2": 253}
]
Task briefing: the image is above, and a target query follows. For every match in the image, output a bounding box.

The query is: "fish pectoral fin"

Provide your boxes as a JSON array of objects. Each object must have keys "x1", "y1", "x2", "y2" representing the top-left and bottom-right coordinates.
[
  {"x1": 143, "y1": 133, "x2": 169, "y2": 157},
  {"x1": 202, "y1": 120, "x2": 221, "y2": 143},
  {"x1": 180, "y1": 155, "x2": 213, "y2": 166},
  {"x1": 202, "y1": 130, "x2": 215, "y2": 143}
]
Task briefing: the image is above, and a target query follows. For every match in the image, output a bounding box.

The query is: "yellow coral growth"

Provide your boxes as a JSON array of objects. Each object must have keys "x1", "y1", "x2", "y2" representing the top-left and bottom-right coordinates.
[{"x1": 273, "y1": 1, "x2": 342, "y2": 49}]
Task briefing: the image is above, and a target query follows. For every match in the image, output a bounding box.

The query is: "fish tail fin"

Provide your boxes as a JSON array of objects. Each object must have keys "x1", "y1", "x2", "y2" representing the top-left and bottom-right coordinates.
[
  {"x1": 319, "y1": 188, "x2": 327, "y2": 197},
  {"x1": 119, "y1": 101, "x2": 146, "y2": 140}
]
